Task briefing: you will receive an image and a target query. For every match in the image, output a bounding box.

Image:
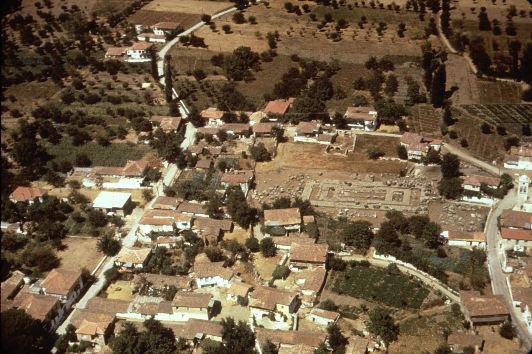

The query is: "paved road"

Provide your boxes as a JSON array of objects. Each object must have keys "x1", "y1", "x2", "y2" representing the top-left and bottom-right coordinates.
[
  {"x1": 442, "y1": 144, "x2": 502, "y2": 176},
  {"x1": 485, "y1": 190, "x2": 532, "y2": 347}
]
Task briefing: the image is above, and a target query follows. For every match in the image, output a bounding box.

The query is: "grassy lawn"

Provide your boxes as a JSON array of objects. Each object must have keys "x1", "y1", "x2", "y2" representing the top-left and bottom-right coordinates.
[
  {"x1": 46, "y1": 138, "x2": 152, "y2": 166},
  {"x1": 331, "y1": 265, "x2": 429, "y2": 309}
]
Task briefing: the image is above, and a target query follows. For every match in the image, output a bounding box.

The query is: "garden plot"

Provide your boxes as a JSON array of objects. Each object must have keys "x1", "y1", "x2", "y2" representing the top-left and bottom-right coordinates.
[
  {"x1": 408, "y1": 104, "x2": 441, "y2": 134},
  {"x1": 329, "y1": 265, "x2": 430, "y2": 309},
  {"x1": 459, "y1": 104, "x2": 532, "y2": 132}
]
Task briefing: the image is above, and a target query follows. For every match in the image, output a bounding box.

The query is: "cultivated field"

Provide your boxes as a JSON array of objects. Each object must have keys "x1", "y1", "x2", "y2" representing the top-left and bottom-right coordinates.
[
  {"x1": 143, "y1": 0, "x2": 233, "y2": 14},
  {"x1": 191, "y1": 1, "x2": 430, "y2": 64},
  {"x1": 56, "y1": 237, "x2": 103, "y2": 273},
  {"x1": 459, "y1": 103, "x2": 532, "y2": 133},
  {"x1": 329, "y1": 265, "x2": 430, "y2": 309},
  {"x1": 408, "y1": 104, "x2": 442, "y2": 134},
  {"x1": 128, "y1": 10, "x2": 201, "y2": 27}
]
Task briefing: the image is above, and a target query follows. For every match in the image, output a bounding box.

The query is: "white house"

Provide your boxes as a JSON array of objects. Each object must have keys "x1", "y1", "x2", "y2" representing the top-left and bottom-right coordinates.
[
  {"x1": 138, "y1": 209, "x2": 192, "y2": 236},
  {"x1": 504, "y1": 144, "x2": 532, "y2": 170},
  {"x1": 92, "y1": 191, "x2": 133, "y2": 216},
  {"x1": 442, "y1": 230, "x2": 486, "y2": 249},
  {"x1": 154, "y1": 236, "x2": 180, "y2": 249},
  {"x1": 308, "y1": 308, "x2": 340, "y2": 326},
  {"x1": 511, "y1": 287, "x2": 532, "y2": 333},
  {"x1": 151, "y1": 21, "x2": 181, "y2": 37},
  {"x1": 400, "y1": 132, "x2": 442, "y2": 161},
  {"x1": 137, "y1": 33, "x2": 166, "y2": 43},
  {"x1": 200, "y1": 107, "x2": 225, "y2": 126},
  {"x1": 462, "y1": 174, "x2": 500, "y2": 193},
  {"x1": 171, "y1": 292, "x2": 213, "y2": 321},
  {"x1": 294, "y1": 121, "x2": 321, "y2": 143},
  {"x1": 40, "y1": 269, "x2": 84, "y2": 310},
  {"x1": 193, "y1": 261, "x2": 234, "y2": 288},
  {"x1": 114, "y1": 247, "x2": 152, "y2": 269},
  {"x1": 126, "y1": 42, "x2": 153, "y2": 61},
  {"x1": 500, "y1": 228, "x2": 532, "y2": 252},
  {"x1": 343, "y1": 106, "x2": 378, "y2": 131}
]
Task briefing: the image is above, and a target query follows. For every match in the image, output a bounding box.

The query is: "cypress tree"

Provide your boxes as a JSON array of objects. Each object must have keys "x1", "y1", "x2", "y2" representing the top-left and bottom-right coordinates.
[{"x1": 430, "y1": 63, "x2": 446, "y2": 108}]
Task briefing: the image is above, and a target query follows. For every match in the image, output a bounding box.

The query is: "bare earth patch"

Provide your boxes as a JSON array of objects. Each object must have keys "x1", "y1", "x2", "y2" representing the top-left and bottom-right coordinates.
[
  {"x1": 143, "y1": 0, "x2": 233, "y2": 15},
  {"x1": 57, "y1": 237, "x2": 103, "y2": 273}
]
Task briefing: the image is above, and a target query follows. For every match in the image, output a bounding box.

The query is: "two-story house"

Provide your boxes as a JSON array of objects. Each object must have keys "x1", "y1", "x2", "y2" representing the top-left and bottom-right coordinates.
[
  {"x1": 41, "y1": 269, "x2": 84, "y2": 310},
  {"x1": 70, "y1": 309, "x2": 116, "y2": 346},
  {"x1": 249, "y1": 286, "x2": 299, "y2": 323},
  {"x1": 499, "y1": 209, "x2": 532, "y2": 252},
  {"x1": 343, "y1": 106, "x2": 378, "y2": 131},
  {"x1": 220, "y1": 170, "x2": 254, "y2": 197},
  {"x1": 114, "y1": 247, "x2": 152, "y2": 270},
  {"x1": 289, "y1": 243, "x2": 329, "y2": 270}
]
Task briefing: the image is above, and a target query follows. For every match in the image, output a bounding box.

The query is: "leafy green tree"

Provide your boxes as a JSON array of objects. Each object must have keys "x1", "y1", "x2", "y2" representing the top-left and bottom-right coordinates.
[
  {"x1": 219, "y1": 317, "x2": 257, "y2": 354},
  {"x1": 1, "y1": 308, "x2": 55, "y2": 354},
  {"x1": 262, "y1": 339, "x2": 278, "y2": 354},
  {"x1": 367, "y1": 308, "x2": 399, "y2": 345},
  {"x1": 319, "y1": 299, "x2": 339, "y2": 311},
  {"x1": 441, "y1": 153, "x2": 461, "y2": 178},
  {"x1": 205, "y1": 246, "x2": 225, "y2": 262},
  {"x1": 97, "y1": 234, "x2": 121, "y2": 256},
  {"x1": 226, "y1": 186, "x2": 256, "y2": 229},
  {"x1": 260, "y1": 237, "x2": 276, "y2": 257},
  {"x1": 342, "y1": 220, "x2": 374, "y2": 250},
  {"x1": 397, "y1": 145, "x2": 408, "y2": 160},
  {"x1": 385, "y1": 74, "x2": 399, "y2": 97},
  {"x1": 88, "y1": 209, "x2": 108, "y2": 227},
  {"x1": 434, "y1": 344, "x2": 452, "y2": 354},
  {"x1": 499, "y1": 321, "x2": 515, "y2": 339},
  {"x1": 112, "y1": 319, "x2": 177, "y2": 354},
  {"x1": 327, "y1": 323, "x2": 348, "y2": 352},
  {"x1": 272, "y1": 265, "x2": 290, "y2": 280},
  {"x1": 430, "y1": 64, "x2": 446, "y2": 108},
  {"x1": 438, "y1": 177, "x2": 463, "y2": 199},
  {"x1": 55, "y1": 324, "x2": 77, "y2": 354},
  {"x1": 375, "y1": 221, "x2": 401, "y2": 248},
  {"x1": 250, "y1": 143, "x2": 271, "y2": 161},
  {"x1": 245, "y1": 237, "x2": 260, "y2": 252}
]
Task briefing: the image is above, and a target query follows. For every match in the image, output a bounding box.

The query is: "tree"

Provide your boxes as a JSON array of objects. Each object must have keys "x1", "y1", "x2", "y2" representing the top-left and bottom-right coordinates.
[
  {"x1": 367, "y1": 147, "x2": 385, "y2": 160},
  {"x1": 226, "y1": 186, "x2": 256, "y2": 229},
  {"x1": 262, "y1": 339, "x2": 278, "y2": 354},
  {"x1": 327, "y1": 323, "x2": 347, "y2": 352},
  {"x1": 245, "y1": 237, "x2": 260, "y2": 252},
  {"x1": 1, "y1": 308, "x2": 55, "y2": 354},
  {"x1": 319, "y1": 299, "x2": 339, "y2": 311},
  {"x1": 499, "y1": 321, "x2": 515, "y2": 339},
  {"x1": 438, "y1": 177, "x2": 463, "y2": 199},
  {"x1": 222, "y1": 24, "x2": 232, "y2": 34},
  {"x1": 260, "y1": 237, "x2": 276, "y2": 257},
  {"x1": 342, "y1": 220, "x2": 374, "y2": 250},
  {"x1": 205, "y1": 246, "x2": 225, "y2": 262},
  {"x1": 75, "y1": 153, "x2": 92, "y2": 167},
  {"x1": 397, "y1": 145, "x2": 408, "y2": 160},
  {"x1": 272, "y1": 265, "x2": 290, "y2": 280},
  {"x1": 201, "y1": 14, "x2": 212, "y2": 23},
  {"x1": 434, "y1": 344, "x2": 452, "y2": 354},
  {"x1": 97, "y1": 234, "x2": 121, "y2": 256},
  {"x1": 250, "y1": 143, "x2": 271, "y2": 161},
  {"x1": 478, "y1": 8, "x2": 491, "y2": 31},
  {"x1": 220, "y1": 317, "x2": 257, "y2": 354},
  {"x1": 55, "y1": 324, "x2": 77, "y2": 354},
  {"x1": 520, "y1": 43, "x2": 532, "y2": 83},
  {"x1": 233, "y1": 12, "x2": 246, "y2": 24},
  {"x1": 375, "y1": 221, "x2": 401, "y2": 248},
  {"x1": 441, "y1": 153, "x2": 460, "y2": 178},
  {"x1": 430, "y1": 64, "x2": 446, "y2": 108},
  {"x1": 385, "y1": 74, "x2": 399, "y2": 97},
  {"x1": 112, "y1": 319, "x2": 177, "y2": 354},
  {"x1": 367, "y1": 308, "x2": 399, "y2": 345},
  {"x1": 88, "y1": 209, "x2": 108, "y2": 227}
]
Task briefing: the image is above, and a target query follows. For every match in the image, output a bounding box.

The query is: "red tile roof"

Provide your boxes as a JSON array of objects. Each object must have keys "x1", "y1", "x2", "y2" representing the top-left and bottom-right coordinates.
[
  {"x1": 41, "y1": 269, "x2": 81, "y2": 297},
  {"x1": 263, "y1": 98, "x2": 294, "y2": 115},
  {"x1": 253, "y1": 122, "x2": 279, "y2": 134},
  {"x1": 193, "y1": 261, "x2": 234, "y2": 280},
  {"x1": 250, "y1": 286, "x2": 297, "y2": 311},
  {"x1": 221, "y1": 170, "x2": 254, "y2": 185},
  {"x1": 460, "y1": 291, "x2": 509, "y2": 318},
  {"x1": 12, "y1": 293, "x2": 59, "y2": 321},
  {"x1": 9, "y1": 187, "x2": 47, "y2": 202},
  {"x1": 105, "y1": 47, "x2": 125, "y2": 57},
  {"x1": 264, "y1": 208, "x2": 301, "y2": 226},
  {"x1": 344, "y1": 106, "x2": 377, "y2": 121},
  {"x1": 129, "y1": 42, "x2": 153, "y2": 51},
  {"x1": 290, "y1": 243, "x2": 329, "y2": 264},
  {"x1": 255, "y1": 328, "x2": 326, "y2": 349},
  {"x1": 172, "y1": 292, "x2": 212, "y2": 308},
  {"x1": 463, "y1": 174, "x2": 500, "y2": 188},
  {"x1": 152, "y1": 196, "x2": 180, "y2": 210},
  {"x1": 500, "y1": 228, "x2": 532, "y2": 241},
  {"x1": 500, "y1": 210, "x2": 532, "y2": 229},
  {"x1": 296, "y1": 121, "x2": 320, "y2": 135},
  {"x1": 150, "y1": 116, "x2": 182, "y2": 131},
  {"x1": 152, "y1": 22, "x2": 180, "y2": 30}
]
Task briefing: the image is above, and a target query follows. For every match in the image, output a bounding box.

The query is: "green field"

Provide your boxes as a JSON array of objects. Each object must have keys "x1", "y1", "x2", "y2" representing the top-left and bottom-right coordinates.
[
  {"x1": 331, "y1": 265, "x2": 429, "y2": 309},
  {"x1": 47, "y1": 139, "x2": 152, "y2": 167}
]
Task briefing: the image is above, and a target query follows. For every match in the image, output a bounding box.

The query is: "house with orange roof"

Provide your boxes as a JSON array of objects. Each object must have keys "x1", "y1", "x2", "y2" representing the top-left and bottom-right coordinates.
[
  {"x1": 149, "y1": 115, "x2": 183, "y2": 131},
  {"x1": 9, "y1": 186, "x2": 47, "y2": 204},
  {"x1": 11, "y1": 292, "x2": 63, "y2": 331},
  {"x1": 193, "y1": 261, "x2": 234, "y2": 288},
  {"x1": 220, "y1": 170, "x2": 254, "y2": 196},
  {"x1": 249, "y1": 286, "x2": 299, "y2": 324},
  {"x1": 40, "y1": 268, "x2": 84, "y2": 309},
  {"x1": 289, "y1": 243, "x2": 329, "y2": 270},
  {"x1": 264, "y1": 208, "x2": 302, "y2": 235},
  {"x1": 459, "y1": 290, "x2": 509, "y2": 326},
  {"x1": 126, "y1": 42, "x2": 153, "y2": 61},
  {"x1": 70, "y1": 309, "x2": 116, "y2": 346},
  {"x1": 262, "y1": 98, "x2": 295, "y2": 116},
  {"x1": 442, "y1": 230, "x2": 486, "y2": 249}
]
